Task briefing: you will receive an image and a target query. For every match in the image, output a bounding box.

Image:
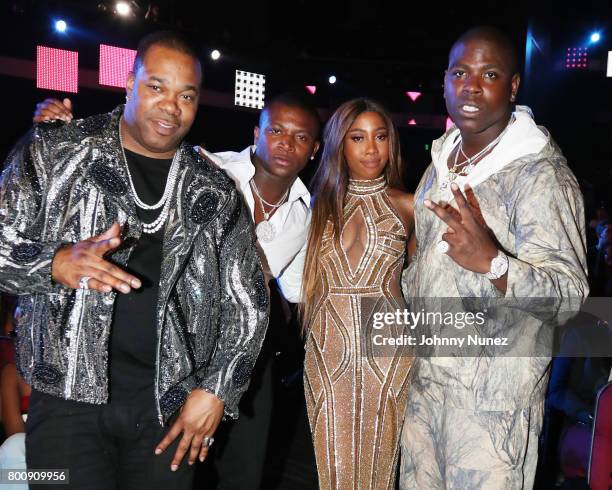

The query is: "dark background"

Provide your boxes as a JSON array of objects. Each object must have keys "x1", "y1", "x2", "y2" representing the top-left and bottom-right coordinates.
[
  {"x1": 0, "y1": 2, "x2": 610, "y2": 488},
  {"x1": 0, "y1": 0, "x2": 610, "y2": 209}
]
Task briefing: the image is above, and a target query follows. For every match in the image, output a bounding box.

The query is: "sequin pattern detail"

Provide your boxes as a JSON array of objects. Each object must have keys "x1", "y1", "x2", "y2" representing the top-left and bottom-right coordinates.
[
  {"x1": 10, "y1": 243, "x2": 42, "y2": 263},
  {"x1": 190, "y1": 192, "x2": 221, "y2": 225},
  {"x1": 232, "y1": 355, "x2": 255, "y2": 386},
  {"x1": 159, "y1": 385, "x2": 189, "y2": 415},
  {"x1": 252, "y1": 272, "x2": 268, "y2": 310},
  {"x1": 89, "y1": 162, "x2": 128, "y2": 196},
  {"x1": 32, "y1": 362, "x2": 63, "y2": 385}
]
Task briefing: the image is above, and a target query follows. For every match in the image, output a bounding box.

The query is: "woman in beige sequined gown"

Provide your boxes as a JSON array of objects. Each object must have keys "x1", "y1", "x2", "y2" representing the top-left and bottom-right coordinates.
[{"x1": 300, "y1": 99, "x2": 414, "y2": 490}]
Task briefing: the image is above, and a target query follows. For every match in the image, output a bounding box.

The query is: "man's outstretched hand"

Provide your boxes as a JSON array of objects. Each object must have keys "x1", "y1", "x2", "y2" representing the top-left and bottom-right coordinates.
[
  {"x1": 155, "y1": 389, "x2": 224, "y2": 470},
  {"x1": 51, "y1": 223, "x2": 141, "y2": 293},
  {"x1": 33, "y1": 98, "x2": 73, "y2": 123}
]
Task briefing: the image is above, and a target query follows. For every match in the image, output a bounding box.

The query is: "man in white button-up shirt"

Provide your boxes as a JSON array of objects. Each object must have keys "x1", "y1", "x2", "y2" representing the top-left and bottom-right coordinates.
[
  {"x1": 205, "y1": 142, "x2": 311, "y2": 293},
  {"x1": 200, "y1": 93, "x2": 320, "y2": 489},
  {"x1": 199, "y1": 93, "x2": 318, "y2": 297},
  {"x1": 211, "y1": 143, "x2": 311, "y2": 280}
]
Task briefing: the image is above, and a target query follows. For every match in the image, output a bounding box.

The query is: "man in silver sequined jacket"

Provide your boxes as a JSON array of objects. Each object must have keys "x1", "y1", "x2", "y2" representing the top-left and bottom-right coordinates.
[{"x1": 0, "y1": 31, "x2": 268, "y2": 488}]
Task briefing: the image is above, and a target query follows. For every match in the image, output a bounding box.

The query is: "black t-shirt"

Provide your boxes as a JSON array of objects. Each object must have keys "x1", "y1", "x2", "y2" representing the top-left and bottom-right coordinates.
[{"x1": 109, "y1": 148, "x2": 172, "y2": 401}]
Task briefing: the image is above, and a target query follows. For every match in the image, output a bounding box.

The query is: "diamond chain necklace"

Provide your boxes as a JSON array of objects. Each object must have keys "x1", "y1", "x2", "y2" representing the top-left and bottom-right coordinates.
[
  {"x1": 119, "y1": 117, "x2": 181, "y2": 234},
  {"x1": 249, "y1": 179, "x2": 289, "y2": 242},
  {"x1": 442, "y1": 115, "x2": 516, "y2": 189}
]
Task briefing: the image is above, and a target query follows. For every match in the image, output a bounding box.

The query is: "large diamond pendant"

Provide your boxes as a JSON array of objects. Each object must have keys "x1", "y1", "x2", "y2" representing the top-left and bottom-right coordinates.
[{"x1": 256, "y1": 220, "x2": 275, "y2": 243}]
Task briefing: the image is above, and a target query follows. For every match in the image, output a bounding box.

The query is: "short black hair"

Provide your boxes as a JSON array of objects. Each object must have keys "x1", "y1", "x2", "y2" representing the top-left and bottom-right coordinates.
[
  {"x1": 450, "y1": 26, "x2": 520, "y2": 75},
  {"x1": 260, "y1": 92, "x2": 322, "y2": 138},
  {"x1": 133, "y1": 30, "x2": 200, "y2": 74}
]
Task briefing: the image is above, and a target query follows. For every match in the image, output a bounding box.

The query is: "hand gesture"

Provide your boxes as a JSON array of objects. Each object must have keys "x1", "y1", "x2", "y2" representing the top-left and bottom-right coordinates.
[
  {"x1": 155, "y1": 389, "x2": 224, "y2": 470},
  {"x1": 33, "y1": 98, "x2": 73, "y2": 123},
  {"x1": 51, "y1": 223, "x2": 141, "y2": 293},
  {"x1": 424, "y1": 182, "x2": 499, "y2": 274}
]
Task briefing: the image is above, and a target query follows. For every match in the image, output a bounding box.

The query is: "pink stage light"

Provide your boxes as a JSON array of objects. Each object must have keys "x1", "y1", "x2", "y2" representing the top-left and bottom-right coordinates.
[
  {"x1": 305, "y1": 85, "x2": 317, "y2": 95},
  {"x1": 99, "y1": 44, "x2": 137, "y2": 88},
  {"x1": 565, "y1": 47, "x2": 588, "y2": 70},
  {"x1": 36, "y1": 46, "x2": 78, "y2": 93},
  {"x1": 408, "y1": 119, "x2": 417, "y2": 126},
  {"x1": 445, "y1": 117, "x2": 454, "y2": 131},
  {"x1": 406, "y1": 91, "x2": 422, "y2": 102}
]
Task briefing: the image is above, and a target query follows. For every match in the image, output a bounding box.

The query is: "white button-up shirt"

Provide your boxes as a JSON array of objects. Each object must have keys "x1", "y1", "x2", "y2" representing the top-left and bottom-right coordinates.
[{"x1": 201, "y1": 146, "x2": 308, "y2": 302}]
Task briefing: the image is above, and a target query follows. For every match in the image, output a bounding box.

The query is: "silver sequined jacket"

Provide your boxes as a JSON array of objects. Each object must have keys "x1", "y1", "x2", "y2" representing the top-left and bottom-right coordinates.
[{"x1": 0, "y1": 105, "x2": 269, "y2": 422}]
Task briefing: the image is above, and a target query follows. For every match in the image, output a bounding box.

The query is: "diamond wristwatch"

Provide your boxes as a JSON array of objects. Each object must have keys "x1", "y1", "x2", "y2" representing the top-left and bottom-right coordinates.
[{"x1": 484, "y1": 250, "x2": 509, "y2": 280}]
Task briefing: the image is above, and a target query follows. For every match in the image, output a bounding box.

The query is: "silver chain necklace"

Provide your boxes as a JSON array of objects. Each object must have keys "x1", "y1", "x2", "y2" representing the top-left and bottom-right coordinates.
[
  {"x1": 119, "y1": 118, "x2": 181, "y2": 234},
  {"x1": 249, "y1": 179, "x2": 289, "y2": 243},
  {"x1": 441, "y1": 115, "x2": 515, "y2": 190}
]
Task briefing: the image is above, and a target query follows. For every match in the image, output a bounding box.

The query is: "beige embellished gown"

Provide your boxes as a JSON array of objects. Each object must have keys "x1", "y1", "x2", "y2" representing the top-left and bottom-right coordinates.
[{"x1": 304, "y1": 176, "x2": 413, "y2": 490}]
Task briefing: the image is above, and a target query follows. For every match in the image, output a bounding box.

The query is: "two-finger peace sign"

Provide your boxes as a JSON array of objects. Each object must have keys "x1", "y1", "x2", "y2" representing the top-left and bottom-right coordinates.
[{"x1": 424, "y1": 183, "x2": 499, "y2": 274}]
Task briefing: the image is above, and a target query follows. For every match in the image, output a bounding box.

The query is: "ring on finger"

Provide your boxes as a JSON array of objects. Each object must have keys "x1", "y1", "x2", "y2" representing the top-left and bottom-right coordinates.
[
  {"x1": 436, "y1": 240, "x2": 450, "y2": 254},
  {"x1": 79, "y1": 276, "x2": 92, "y2": 290},
  {"x1": 202, "y1": 436, "x2": 215, "y2": 448}
]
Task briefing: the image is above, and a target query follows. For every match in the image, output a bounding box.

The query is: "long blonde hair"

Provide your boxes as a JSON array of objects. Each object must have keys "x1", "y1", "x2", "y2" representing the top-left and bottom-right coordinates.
[{"x1": 298, "y1": 98, "x2": 403, "y2": 331}]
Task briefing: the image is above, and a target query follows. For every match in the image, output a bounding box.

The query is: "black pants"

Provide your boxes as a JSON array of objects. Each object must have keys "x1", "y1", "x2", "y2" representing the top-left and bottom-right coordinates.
[
  {"x1": 208, "y1": 344, "x2": 274, "y2": 490},
  {"x1": 199, "y1": 283, "x2": 289, "y2": 490},
  {"x1": 26, "y1": 389, "x2": 195, "y2": 490}
]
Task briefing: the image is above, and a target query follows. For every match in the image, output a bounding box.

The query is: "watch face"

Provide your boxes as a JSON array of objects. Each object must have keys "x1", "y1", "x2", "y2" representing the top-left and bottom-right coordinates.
[{"x1": 491, "y1": 256, "x2": 508, "y2": 276}]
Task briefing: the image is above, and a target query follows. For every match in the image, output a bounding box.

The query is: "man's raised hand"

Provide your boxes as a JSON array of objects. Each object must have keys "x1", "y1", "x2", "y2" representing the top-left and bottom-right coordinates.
[
  {"x1": 424, "y1": 183, "x2": 499, "y2": 274},
  {"x1": 33, "y1": 98, "x2": 73, "y2": 124}
]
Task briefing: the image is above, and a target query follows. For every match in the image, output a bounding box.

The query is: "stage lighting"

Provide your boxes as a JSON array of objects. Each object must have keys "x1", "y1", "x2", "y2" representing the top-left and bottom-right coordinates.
[
  {"x1": 211, "y1": 49, "x2": 221, "y2": 61},
  {"x1": 590, "y1": 32, "x2": 601, "y2": 43},
  {"x1": 37, "y1": 45, "x2": 78, "y2": 93},
  {"x1": 305, "y1": 85, "x2": 316, "y2": 95},
  {"x1": 565, "y1": 47, "x2": 588, "y2": 69},
  {"x1": 235, "y1": 70, "x2": 266, "y2": 109},
  {"x1": 328, "y1": 75, "x2": 337, "y2": 84},
  {"x1": 607, "y1": 51, "x2": 612, "y2": 77},
  {"x1": 407, "y1": 119, "x2": 417, "y2": 126},
  {"x1": 406, "y1": 91, "x2": 422, "y2": 102},
  {"x1": 115, "y1": 1, "x2": 131, "y2": 16},
  {"x1": 99, "y1": 44, "x2": 137, "y2": 88},
  {"x1": 55, "y1": 20, "x2": 67, "y2": 33}
]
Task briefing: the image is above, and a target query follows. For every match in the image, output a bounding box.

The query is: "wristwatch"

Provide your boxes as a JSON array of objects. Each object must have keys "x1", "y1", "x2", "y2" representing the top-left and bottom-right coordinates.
[{"x1": 484, "y1": 250, "x2": 509, "y2": 280}]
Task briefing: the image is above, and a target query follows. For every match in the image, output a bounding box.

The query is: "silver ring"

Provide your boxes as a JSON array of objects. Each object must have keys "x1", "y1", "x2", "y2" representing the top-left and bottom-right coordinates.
[
  {"x1": 436, "y1": 240, "x2": 450, "y2": 254},
  {"x1": 203, "y1": 436, "x2": 214, "y2": 448},
  {"x1": 79, "y1": 276, "x2": 92, "y2": 290}
]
